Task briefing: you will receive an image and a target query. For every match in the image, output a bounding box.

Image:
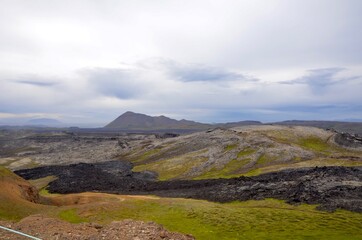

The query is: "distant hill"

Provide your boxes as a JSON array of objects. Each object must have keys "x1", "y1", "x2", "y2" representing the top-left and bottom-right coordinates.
[
  {"x1": 215, "y1": 120, "x2": 262, "y2": 128},
  {"x1": 105, "y1": 112, "x2": 361, "y2": 135},
  {"x1": 104, "y1": 111, "x2": 262, "y2": 132},
  {"x1": 104, "y1": 111, "x2": 210, "y2": 131},
  {"x1": 27, "y1": 118, "x2": 62, "y2": 126}
]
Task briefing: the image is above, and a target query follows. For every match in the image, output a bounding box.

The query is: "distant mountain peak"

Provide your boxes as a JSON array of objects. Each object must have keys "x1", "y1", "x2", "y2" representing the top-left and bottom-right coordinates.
[
  {"x1": 104, "y1": 111, "x2": 207, "y2": 130},
  {"x1": 104, "y1": 111, "x2": 263, "y2": 132}
]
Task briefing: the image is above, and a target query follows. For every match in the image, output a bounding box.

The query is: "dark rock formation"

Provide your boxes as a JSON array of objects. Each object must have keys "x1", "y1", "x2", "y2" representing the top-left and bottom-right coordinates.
[{"x1": 334, "y1": 132, "x2": 362, "y2": 148}]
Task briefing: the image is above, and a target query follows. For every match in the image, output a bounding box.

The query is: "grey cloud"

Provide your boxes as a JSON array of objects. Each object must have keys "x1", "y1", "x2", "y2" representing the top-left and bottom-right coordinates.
[
  {"x1": 15, "y1": 80, "x2": 58, "y2": 87},
  {"x1": 161, "y1": 60, "x2": 256, "y2": 82},
  {"x1": 174, "y1": 66, "x2": 243, "y2": 82},
  {"x1": 83, "y1": 68, "x2": 144, "y2": 99},
  {"x1": 282, "y1": 68, "x2": 361, "y2": 92}
]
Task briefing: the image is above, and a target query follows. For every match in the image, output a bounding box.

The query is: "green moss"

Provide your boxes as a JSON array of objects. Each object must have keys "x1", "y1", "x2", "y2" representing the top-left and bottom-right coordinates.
[
  {"x1": 39, "y1": 188, "x2": 49, "y2": 195},
  {"x1": 256, "y1": 154, "x2": 277, "y2": 165},
  {"x1": 298, "y1": 137, "x2": 331, "y2": 152},
  {"x1": 132, "y1": 149, "x2": 161, "y2": 163},
  {"x1": 243, "y1": 168, "x2": 262, "y2": 176},
  {"x1": 237, "y1": 148, "x2": 256, "y2": 158},
  {"x1": 39, "y1": 188, "x2": 52, "y2": 196},
  {"x1": 0, "y1": 204, "x2": 39, "y2": 221},
  {"x1": 82, "y1": 197, "x2": 362, "y2": 240},
  {"x1": 195, "y1": 158, "x2": 253, "y2": 180},
  {"x1": 256, "y1": 129, "x2": 296, "y2": 145},
  {"x1": 297, "y1": 137, "x2": 350, "y2": 156},
  {"x1": 134, "y1": 155, "x2": 208, "y2": 180},
  {"x1": 193, "y1": 148, "x2": 258, "y2": 180},
  {"x1": 224, "y1": 144, "x2": 237, "y2": 152},
  {"x1": 0, "y1": 166, "x2": 13, "y2": 177},
  {"x1": 58, "y1": 209, "x2": 87, "y2": 223}
]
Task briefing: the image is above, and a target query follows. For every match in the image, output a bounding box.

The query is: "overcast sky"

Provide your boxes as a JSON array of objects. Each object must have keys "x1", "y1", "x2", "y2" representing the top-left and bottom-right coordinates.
[{"x1": 1, "y1": 0, "x2": 362, "y2": 126}]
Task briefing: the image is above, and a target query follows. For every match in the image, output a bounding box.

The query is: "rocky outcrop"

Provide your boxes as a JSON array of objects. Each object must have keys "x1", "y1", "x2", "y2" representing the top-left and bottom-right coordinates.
[{"x1": 334, "y1": 132, "x2": 362, "y2": 148}]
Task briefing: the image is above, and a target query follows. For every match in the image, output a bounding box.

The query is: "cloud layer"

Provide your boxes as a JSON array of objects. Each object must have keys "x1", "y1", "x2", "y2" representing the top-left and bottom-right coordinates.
[{"x1": 0, "y1": 1, "x2": 362, "y2": 126}]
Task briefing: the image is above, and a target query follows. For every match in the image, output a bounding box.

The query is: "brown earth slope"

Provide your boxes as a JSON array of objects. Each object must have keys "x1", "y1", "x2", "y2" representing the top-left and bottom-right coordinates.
[{"x1": 0, "y1": 167, "x2": 194, "y2": 239}]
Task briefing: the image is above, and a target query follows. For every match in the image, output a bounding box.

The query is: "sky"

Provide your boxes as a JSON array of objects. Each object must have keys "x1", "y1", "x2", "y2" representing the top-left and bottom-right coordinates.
[{"x1": 0, "y1": 0, "x2": 362, "y2": 126}]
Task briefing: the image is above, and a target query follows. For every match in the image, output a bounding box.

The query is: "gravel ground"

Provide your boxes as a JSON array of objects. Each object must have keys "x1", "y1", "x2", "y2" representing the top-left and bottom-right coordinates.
[{"x1": 0, "y1": 215, "x2": 194, "y2": 240}]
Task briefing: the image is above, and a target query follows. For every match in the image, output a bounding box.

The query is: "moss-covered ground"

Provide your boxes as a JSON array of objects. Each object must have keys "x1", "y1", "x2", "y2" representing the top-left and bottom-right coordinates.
[
  {"x1": 134, "y1": 153, "x2": 208, "y2": 180},
  {"x1": 57, "y1": 196, "x2": 362, "y2": 240}
]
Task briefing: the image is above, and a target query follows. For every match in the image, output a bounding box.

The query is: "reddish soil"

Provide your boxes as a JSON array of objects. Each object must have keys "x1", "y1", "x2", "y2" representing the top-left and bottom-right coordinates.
[{"x1": 0, "y1": 215, "x2": 194, "y2": 240}]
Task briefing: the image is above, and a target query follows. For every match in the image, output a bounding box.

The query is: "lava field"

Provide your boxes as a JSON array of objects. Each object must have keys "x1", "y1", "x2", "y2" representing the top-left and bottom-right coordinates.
[{"x1": 15, "y1": 161, "x2": 362, "y2": 213}]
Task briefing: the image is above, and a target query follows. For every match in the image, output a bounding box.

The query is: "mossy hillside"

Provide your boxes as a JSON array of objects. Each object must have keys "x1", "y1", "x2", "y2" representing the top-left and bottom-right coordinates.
[
  {"x1": 134, "y1": 145, "x2": 259, "y2": 180},
  {"x1": 263, "y1": 129, "x2": 350, "y2": 155},
  {"x1": 259, "y1": 128, "x2": 349, "y2": 154},
  {"x1": 260, "y1": 128, "x2": 302, "y2": 145},
  {"x1": 70, "y1": 197, "x2": 362, "y2": 240},
  {"x1": 0, "y1": 200, "x2": 44, "y2": 221},
  {"x1": 297, "y1": 136, "x2": 353, "y2": 156},
  {"x1": 133, "y1": 153, "x2": 208, "y2": 180},
  {"x1": 129, "y1": 127, "x2": 361, "y2": 181},
  {"x1": 194, "y1": 158, "x2": 253, "y2": 180},
  {"x1": 0, "y1": 166, "x2": 14, "y2": 177},
  {"x1": 129, "y1": 148, "x2": 162, "y2": 164},
  {"x1": 133, "y1": 138, "x2": 361, "y2": 180},
  {"x1": 0, "y1": 166, "x2": 49, "y2": 221}
]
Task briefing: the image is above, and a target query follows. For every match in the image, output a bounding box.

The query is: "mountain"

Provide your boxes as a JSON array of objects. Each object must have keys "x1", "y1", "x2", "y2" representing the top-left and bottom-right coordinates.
[
  {"x1": 104, "y1": 111, "x2": 210, "y2": 131},
  {"x1": 22, "y1": 114, "x2": 362, "y2": 135}
]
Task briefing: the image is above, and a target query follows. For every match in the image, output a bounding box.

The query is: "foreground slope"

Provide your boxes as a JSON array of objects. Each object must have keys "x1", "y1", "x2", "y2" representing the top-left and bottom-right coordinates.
[
  {"x1": 0, "y1": 166, "x2": 45, "y2": 220},
  {"x1": 0, "y1": 167, "x2": 194, "y2": 239},
  {"x1": 1, "y1": 168, "x2": 362, "y2": 239}
]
